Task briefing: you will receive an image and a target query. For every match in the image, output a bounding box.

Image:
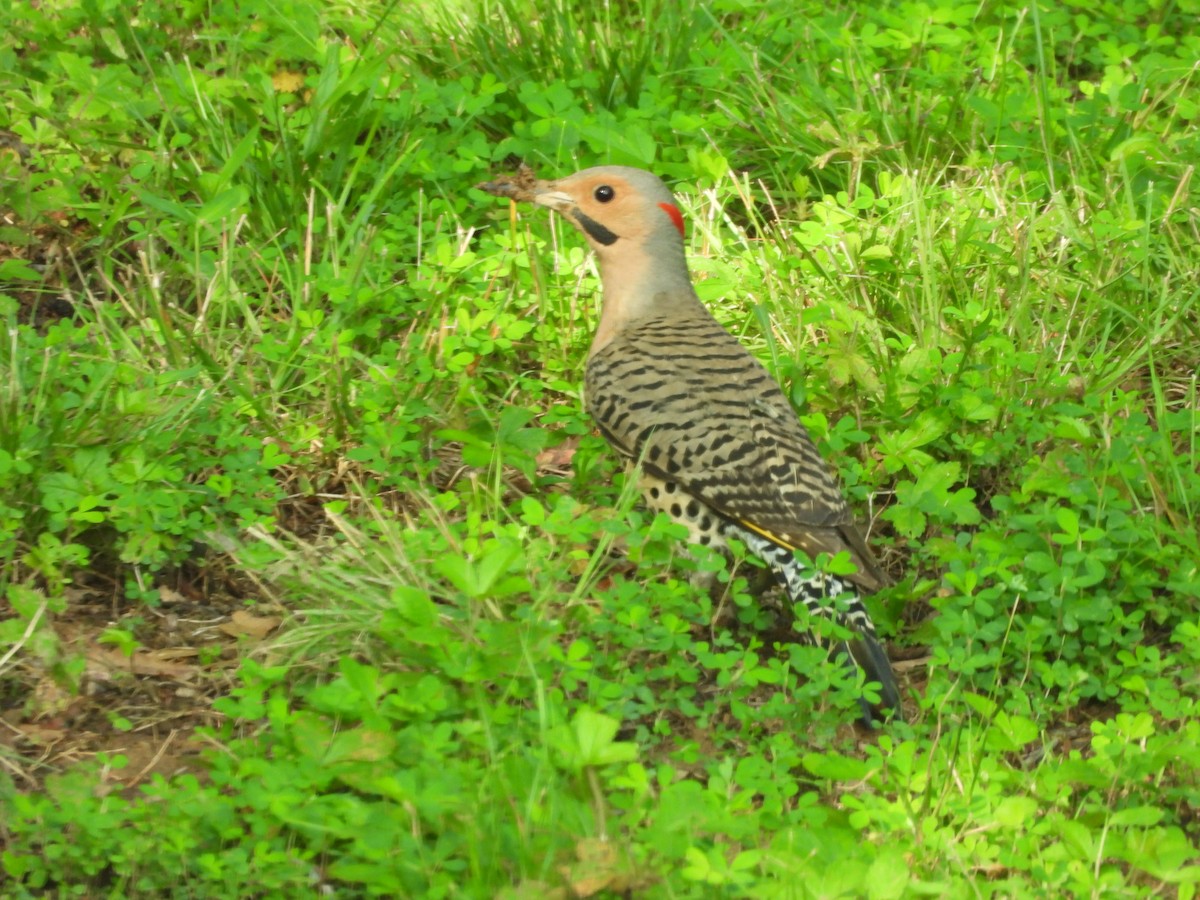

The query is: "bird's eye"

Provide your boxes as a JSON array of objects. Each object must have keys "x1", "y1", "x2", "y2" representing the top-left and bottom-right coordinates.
[{"x1": 594, "y1": 184, "x2": 615, "y2": 203}]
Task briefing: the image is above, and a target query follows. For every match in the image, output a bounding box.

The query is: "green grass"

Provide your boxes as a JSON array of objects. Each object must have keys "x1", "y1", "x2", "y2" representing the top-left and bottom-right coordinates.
[{"x1": 2, "y1": 0, "x2": 1199, "y2": 895}]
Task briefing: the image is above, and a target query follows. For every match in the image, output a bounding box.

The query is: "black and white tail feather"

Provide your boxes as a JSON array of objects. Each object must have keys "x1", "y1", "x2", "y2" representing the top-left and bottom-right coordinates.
[{"x1": 732, "y1": 526, "x2": 903, "y2": 725}]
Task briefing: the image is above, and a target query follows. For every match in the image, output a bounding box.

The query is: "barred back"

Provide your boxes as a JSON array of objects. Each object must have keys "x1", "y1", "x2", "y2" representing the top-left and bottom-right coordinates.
[{"x1": 585, "y1": 312, "x2": 887, "y2": 592}]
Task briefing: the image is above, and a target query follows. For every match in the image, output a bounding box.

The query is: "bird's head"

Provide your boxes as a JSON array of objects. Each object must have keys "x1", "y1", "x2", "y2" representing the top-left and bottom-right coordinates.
[
  {"x1": 478, "y1": 164, "x2": 700, "y2": 345},
  {"x1": 524, "y1": 166, "x2": 687, "y2": 257}
]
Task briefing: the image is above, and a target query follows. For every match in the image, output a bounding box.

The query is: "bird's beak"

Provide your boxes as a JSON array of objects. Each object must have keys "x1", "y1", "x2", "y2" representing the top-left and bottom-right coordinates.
[
  {"x1": 529, "y1": 185, "x2": 576, "y2": 214},
  {"x1": 475, "y1": 167, "x2": 618, "y2": 246}
]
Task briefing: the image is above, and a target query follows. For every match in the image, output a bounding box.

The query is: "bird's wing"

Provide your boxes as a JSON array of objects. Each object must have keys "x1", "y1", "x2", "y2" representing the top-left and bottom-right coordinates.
[{"x1": 586, "y1": 315, "x2": 888, "y2": 592}]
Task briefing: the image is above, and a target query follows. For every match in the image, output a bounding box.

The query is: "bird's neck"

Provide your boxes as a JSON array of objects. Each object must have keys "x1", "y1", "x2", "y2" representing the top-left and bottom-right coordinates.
[{"x1": 589, "y1": 246, "x2": 703, "y2": 356}]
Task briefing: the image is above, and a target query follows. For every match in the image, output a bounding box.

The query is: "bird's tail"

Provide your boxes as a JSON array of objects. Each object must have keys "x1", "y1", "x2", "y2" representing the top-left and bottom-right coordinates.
[
  {"x1": 731, "y1": 527, "x2": 903, "y2": 725},
  {"x1": 814, "y1": 596, "x2": 904, "y2": 726},
  {"x1": 847, "y1": 632, "x2": 903, "y2": 724}
]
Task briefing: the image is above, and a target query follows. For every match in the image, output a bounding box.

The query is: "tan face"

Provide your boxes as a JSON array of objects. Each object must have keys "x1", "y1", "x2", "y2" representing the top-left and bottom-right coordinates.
[{"x1": 534, "y1": 172, "x2": 685, "y2": 251}]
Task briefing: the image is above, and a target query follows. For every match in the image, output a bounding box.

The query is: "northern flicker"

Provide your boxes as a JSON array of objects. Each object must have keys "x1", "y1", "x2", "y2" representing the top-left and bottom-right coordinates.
[{"x1": 479, "y1": 165, "x2": 903, "y2": 723}]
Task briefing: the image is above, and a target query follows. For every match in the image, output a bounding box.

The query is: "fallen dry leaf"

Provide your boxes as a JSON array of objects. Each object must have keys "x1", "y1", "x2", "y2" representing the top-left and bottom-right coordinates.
[
  {"x1": 87, "y1": 647, "x2": 198, "y2": 680},
  {"x1": 218, "y1": 610, "x2": 281, "y2": 640},
  {"x1": 151, "y1": 647, "x2": 201, "y2": 661},
  {"x1": 158, "y1": 585, "x2": 188, "y2": 604},
  {"x1": 536, "y1": 439, "x2": 579, "y2": 470}
]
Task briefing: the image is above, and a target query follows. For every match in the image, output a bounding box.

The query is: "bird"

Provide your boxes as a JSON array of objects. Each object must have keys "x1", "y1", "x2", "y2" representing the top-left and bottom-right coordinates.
[{"x1": 478, "y1": 164, "x2": 903, "y2": 724}]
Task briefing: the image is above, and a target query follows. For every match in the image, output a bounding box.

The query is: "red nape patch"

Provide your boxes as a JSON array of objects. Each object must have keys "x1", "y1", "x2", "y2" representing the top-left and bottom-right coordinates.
[{"x1": 658, "y1": 202, "x2": 685, "y2": 236}]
